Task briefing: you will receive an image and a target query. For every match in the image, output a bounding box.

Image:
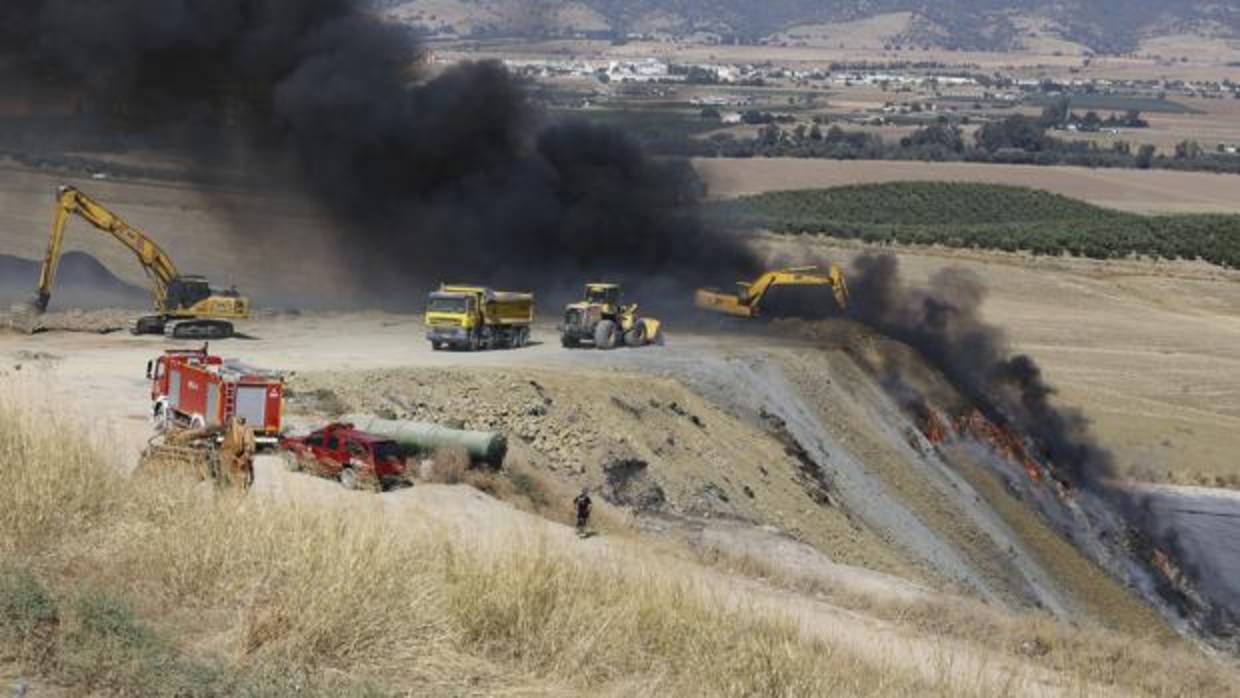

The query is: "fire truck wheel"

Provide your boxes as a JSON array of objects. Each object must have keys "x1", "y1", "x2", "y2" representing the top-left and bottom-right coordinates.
[
  {"x1": 152, "y1": 400, "x2": 170, "y2": 432},
  {"x1": 339, "y1": 468, "x2": 360, "y2": 490}
]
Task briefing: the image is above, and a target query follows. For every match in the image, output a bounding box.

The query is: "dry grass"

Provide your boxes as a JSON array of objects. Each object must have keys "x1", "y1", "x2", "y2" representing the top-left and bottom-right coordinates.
[
  {"x1": 691, "y1": 543, "x2": 1240, "y2": 698},
  {"x1": 422, "y1": 446, "x2": 473, "y2": 484},
  {"x1": 0, "y1": 389, "x2": 1030, "y2": 697}
]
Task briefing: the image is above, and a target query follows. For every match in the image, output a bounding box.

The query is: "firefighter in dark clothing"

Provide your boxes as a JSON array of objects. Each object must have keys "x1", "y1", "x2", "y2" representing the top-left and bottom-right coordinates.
[{"x1": 574, "y1": 488, "x2": 592, "y2": 535}]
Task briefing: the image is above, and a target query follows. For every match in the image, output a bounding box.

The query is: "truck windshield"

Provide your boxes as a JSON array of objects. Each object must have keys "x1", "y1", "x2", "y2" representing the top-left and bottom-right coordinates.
[
  {"x1": 373, "y1": 441, "x2": 402, "y2": 461},
  {"x1": 428, "y1": 297, "x2": 469, "y2": 313}
]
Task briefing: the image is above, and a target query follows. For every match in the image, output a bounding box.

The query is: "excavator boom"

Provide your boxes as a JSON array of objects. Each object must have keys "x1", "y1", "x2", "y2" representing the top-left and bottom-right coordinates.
[
  {"x1": 35, "y1": 186, "x2": 181, "y2": 313},
  {"x1": 31, "y1": 186, "x2": 247, "y2": 339},
  {"x1": 695, "y1": 265, "x2": 850, "y2": 319}
]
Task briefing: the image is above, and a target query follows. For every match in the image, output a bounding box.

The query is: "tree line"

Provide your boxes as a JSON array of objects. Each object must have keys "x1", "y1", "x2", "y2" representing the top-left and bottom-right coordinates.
[
  {"x1": 706, "y1": 183, "x2": 1240, "y2": 269},
  {"x1": 680, "y1": 100, "x2": 1240, "y2": 175}
]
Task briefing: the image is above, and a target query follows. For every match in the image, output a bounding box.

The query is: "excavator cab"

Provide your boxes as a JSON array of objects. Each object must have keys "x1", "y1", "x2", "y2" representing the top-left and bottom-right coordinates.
[{"x1": 165, "y1": 276, "x2": 213, "y2": 310}]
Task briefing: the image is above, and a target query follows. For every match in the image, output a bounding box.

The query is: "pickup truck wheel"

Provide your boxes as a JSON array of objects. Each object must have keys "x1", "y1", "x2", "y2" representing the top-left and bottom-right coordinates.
[
  {"x1": 282, "y1": 451, "x2": 301, "y2": 472},
  {"x1": 340, "y1": 468, "x2": 359, "y2": 490},
  {"x1": 594, "y1": 320, "x2": 618, "y2": 350}
]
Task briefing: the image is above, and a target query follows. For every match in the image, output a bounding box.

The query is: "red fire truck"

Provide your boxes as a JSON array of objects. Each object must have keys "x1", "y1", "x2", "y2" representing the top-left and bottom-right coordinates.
[{"x1": 146, "y1": 345, "x2": 284, "y2": 443}]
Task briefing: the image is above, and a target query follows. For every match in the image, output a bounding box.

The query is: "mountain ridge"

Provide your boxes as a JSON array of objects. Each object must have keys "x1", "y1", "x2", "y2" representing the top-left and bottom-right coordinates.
[{"x1": 377, "y1": 0, "x2": 1240, "y2": 54}]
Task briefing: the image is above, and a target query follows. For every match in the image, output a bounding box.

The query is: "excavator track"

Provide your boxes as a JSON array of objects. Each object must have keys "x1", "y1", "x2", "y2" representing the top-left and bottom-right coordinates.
[{"x1": 166, "y1": 319, "x2": 235, "y2": 340}]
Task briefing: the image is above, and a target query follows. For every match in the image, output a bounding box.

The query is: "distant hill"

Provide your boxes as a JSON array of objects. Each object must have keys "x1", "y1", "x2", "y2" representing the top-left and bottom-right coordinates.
[
  {"x1": 378, "y1": 0, "x2": 1240, "y2": 54},
  {"x1": 0, "y1": 251, "x2": 147, "y2": 310}
]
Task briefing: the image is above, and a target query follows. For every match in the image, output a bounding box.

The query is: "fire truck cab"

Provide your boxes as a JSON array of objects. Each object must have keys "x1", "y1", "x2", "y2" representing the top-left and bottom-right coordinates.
[{"x1": 147, "y1": 345, "x2": 284, "y2": 444}]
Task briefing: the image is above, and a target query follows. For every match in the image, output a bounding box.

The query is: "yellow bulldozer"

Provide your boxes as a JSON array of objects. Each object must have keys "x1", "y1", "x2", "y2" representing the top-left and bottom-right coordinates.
[
  {"x1": 32, "y1": 186, "x2": 249, "y2": 339},
  {"x1": 560, "y1": 283, "x2": 663, "y2": 349},
  {"x1": 695, "y1": 266, "x2": 850, "y2": 319}
]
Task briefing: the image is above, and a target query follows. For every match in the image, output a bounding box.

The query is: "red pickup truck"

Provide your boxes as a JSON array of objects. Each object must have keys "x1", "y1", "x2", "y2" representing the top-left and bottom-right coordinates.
[{"x1": 279, "y1": 423, "x2": 408, "y2": 492}]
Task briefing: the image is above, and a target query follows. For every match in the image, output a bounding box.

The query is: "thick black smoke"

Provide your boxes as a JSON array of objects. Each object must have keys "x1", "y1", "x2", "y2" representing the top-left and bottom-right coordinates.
[
  {"x1": 0, "y1": 0, "x2": 758, "y2": 295},
  {"x1": 848, "y1": 253, "x2": 1240, "y2": 632},
  {"x1": 847, "y1": 253, "x2": 1113, "y2": 488}
]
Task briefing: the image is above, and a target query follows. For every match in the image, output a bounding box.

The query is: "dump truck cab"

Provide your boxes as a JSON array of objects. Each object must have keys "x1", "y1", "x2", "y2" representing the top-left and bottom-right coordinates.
[
  {"x1": 424, "y1": 285, "x2": 534, "y2": 351},
  {"x1": 280, "y1": 423, "x2": 407, "y2": 492},
  {"x1": 561, "y1": 283, "x2": 663, "y2": 350}
]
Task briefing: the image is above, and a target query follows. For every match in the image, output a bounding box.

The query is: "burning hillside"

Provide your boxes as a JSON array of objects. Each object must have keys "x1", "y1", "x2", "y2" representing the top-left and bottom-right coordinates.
[{"x1": 842, "y1": 254, "x2": 1240, "y2": 649}]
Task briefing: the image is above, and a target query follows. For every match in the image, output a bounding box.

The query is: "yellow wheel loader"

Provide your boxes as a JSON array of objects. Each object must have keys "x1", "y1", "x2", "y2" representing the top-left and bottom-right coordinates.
[
  {"x1": 560, "y1": 283, "x2": 663, "y2": 350},
  {"x1": 695, "y1": 266, "x2": 850, "y2": 319},
  {"x1": 31, "y1": 186, "x2": 249, "y2": 339}
]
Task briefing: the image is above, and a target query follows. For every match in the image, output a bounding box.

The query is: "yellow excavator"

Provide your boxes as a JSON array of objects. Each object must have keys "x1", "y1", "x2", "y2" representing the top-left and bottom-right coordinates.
[
  {"x1": 695, "y1": 266, "x2": 850, "y2": 319},
  {"x1": 32, "y1": 186, "x2": 249, "y2": 339}
]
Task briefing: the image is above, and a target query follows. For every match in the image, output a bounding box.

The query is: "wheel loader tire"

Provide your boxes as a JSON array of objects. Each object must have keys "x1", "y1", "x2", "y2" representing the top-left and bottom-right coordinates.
[
  {"x1": 594, "y1": 320, "x2": 618, "y2": 350},
  {"x1": 561, "y1": 334, "x2": 579, "y2": 348},
  {"x1": 624, "y1": 323, "x2": 647, "y2": 347},
  {"x1": 340, "y1": 468, "x2": 360, "y2": 490},
  {"x1": 282, "y1": 450, "x2": 301, "y2": 472},
  {"x1": 648, "y1": 322, "x2": 665, "y2": 346}
]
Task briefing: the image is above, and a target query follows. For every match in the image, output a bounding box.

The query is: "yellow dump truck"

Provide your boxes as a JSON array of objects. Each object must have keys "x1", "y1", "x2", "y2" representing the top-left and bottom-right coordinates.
[{"x1": 425, "y1": 285, "x2": 535, "y2": 351}]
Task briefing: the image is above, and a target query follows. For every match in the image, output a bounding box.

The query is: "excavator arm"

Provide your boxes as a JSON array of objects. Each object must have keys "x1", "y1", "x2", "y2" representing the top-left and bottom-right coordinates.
[
  {"x1": 34, "y1": 186, "x2": 180, "y2": 313},
  {"x1": 695, "y1": 266, "x2": 850, "y2": 318}
]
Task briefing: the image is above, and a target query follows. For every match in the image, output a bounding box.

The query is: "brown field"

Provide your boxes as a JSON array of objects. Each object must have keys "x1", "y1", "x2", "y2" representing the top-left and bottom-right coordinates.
[
  {"x1": 694, "y1": 157, "x2": 1240, "y2": 213},
  {"x1": 1056, "y1": 96, "x2": 1240, "y2": 155}
]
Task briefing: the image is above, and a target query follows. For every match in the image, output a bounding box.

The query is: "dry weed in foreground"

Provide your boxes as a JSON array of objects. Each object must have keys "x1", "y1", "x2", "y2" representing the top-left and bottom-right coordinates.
[
  {"x1": 1, "y1": 390, "x2": 1011, "y2": 697},
  {"x1": 694, "y1": 542, "x2": 1240, "y2": 698}
]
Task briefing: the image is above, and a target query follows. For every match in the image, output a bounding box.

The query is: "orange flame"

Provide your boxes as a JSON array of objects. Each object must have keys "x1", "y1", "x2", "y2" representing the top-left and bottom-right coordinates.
[{"x1": 954, "y1": 409, "x2": 1043, "y2": 483}]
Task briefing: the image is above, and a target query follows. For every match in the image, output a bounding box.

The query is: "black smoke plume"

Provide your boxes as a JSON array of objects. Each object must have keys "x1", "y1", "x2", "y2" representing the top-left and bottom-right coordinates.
[
  {"x1": 847, "y1": 253, "x2": 1113, "y2": 488},
  {"x1": 0, "y1": 0, "x2": 758, "y2": 296},
  {"x1": 848, "y1": 253, "x2": 1240, "y2": 634}
]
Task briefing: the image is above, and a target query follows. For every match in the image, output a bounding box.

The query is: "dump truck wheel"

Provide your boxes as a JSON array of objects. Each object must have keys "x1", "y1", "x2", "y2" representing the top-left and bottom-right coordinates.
[
  {"x1": 624, "y1": 323, "x2": 647, "y2": 347},
  {"x1": 594, "y1": 320, "x2": 618, "y2": 350},
  {"x1": 468, "y1": 333, "x2": 480, "y2": 352},
  {"x1": 340, "y1": 468, "x2": 360, "y2": 490}
]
